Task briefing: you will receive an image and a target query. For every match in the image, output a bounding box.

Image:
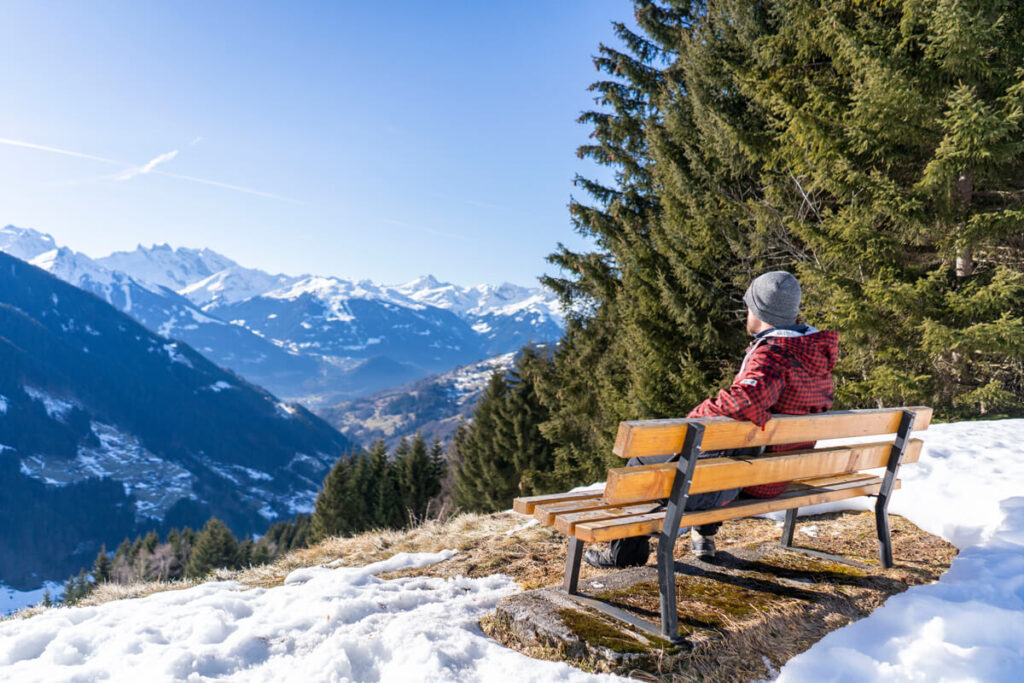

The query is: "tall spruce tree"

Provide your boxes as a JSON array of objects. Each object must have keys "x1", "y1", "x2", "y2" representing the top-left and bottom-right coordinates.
[
  {"x1": 372, "y1": 439, "x2": 404, "y2": 528},
  {"x1": 310, "y1": 454, "x2": 356, "y2": 542},
  {"x1": 396, "y1": 435, "x2": 442, "y2": 524},
  {"x1": 533, "y1": 0, "x2": 1024, "y2": 493},
  {"x1": 185, "y1": 518, "x2": 239, "y2": 578},
  {"x1": 453, "y1": 371, "x2": 517, "y2": 512},
  {"x1": 453, "y1": 347, "x2": 556, "y2": 511},
  {"x1": 92, "y1": 545, "x2": 112, "y2": 584}
]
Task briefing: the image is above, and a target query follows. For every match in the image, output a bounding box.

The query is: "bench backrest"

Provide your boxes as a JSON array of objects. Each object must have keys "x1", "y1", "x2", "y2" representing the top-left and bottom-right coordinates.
[
  {"x1": 612, "y1": 407, "x2": 932, "y2": 458},
  {"x1": 603, "y1": 407, "x2": 931, "y2": 506}
]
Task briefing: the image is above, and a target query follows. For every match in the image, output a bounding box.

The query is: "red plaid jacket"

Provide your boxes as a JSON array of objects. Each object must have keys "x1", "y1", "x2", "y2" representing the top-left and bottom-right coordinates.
[{"x1": 688, "y1": 326, "x2": 839, "y2": 498}]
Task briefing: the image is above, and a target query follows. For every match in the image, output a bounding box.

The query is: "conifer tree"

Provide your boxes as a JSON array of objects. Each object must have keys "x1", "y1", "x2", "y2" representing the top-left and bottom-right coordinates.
[
  {"x1": 92, "y1": 545, "x2": 112, "y2": 584},
  {"x1": 371, "y1": 440, "x2": 404, "y2": 529},
  {"x1": 453, "y1": 372, "x2": 517, "y2": 512},
  {"x1": 310, "y1": 454, "x2": 356, "y2": 542},
  {"x1": 345, "y1": 450, "x2": 375, "y2": 531},
  {"x1": 185, "y1": 518, "x2": 239, "y2": 578},
  {"x1": 396, "y1": 434, "x2": 442, "y2": 523},
  {"x1": 454, "y1": 348, "x2": 556, "y2": 511}
]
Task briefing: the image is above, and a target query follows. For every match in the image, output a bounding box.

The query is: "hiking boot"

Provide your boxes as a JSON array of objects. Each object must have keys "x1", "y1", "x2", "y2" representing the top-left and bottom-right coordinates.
[
  {"x1": 690, "y1": 528, "x2": 717, "y2": 560},
  {"x1": 583, "y1": 548, "x2": 621, "y2": 569},
  {"x1": 583, "y1": 536, "x2": 650, "y2": 569}
]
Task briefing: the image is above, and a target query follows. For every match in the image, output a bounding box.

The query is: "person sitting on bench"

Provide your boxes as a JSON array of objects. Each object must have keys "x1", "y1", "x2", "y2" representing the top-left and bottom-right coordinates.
[{"x1": 584, "y1": 271, "x2": 839, "y2": 569}]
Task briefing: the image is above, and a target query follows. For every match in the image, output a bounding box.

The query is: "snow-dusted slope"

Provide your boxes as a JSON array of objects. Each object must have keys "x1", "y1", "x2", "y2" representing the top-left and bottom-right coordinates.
[
  {"x1": 209, "y1": 275, "x2": 484, "y2": 376},
  {"x1": 3, "y1": 225, "x2": 565, "y2": 402},
  {"x1": 181, "y1": 265, "x2": 300, "y2": 308},
  {"x1": 0, "y1": 251, "x2": 355, "y2": 588},
  {"x1": 0, "y1": 224, "x2": 58, "y2": 261},
  {"x1": 318, "y1": 352, "x2": 517, "y2": 448},
  {"x1": 97, "y1": 243, "x2": 238, "y2": 291},
  {"x1": 0, "y1": 235, "x2": 328, "y2": 400},
  {"x1": 394, "y1": 276, "x2": 563, "y2": 355}
]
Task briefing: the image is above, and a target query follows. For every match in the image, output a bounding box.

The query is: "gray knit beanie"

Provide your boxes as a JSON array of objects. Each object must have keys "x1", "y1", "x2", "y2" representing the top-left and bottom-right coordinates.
[{"x1": 743, "y1": 271, "x2": 801, "y2": 327}]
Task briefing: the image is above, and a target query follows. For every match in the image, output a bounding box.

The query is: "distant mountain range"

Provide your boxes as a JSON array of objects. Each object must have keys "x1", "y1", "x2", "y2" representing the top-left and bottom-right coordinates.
[
  {"x1": 317, "y1": 353, "x2": 516, "y2": 449},
  {"x1": 0, "y1": 226, "x2": 563, "y2": 404},
  {"x1": 0, "y1": 251, "x2": 355, "y2": 588}
]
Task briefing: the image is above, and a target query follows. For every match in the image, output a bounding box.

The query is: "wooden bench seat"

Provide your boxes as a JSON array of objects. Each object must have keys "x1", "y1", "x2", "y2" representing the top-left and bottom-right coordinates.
[{"x1": 512, "y1": 406, "x2": 931, "y2": 642}]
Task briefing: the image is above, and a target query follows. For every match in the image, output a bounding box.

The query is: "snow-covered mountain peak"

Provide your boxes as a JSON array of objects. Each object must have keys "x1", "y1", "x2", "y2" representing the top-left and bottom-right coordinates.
[
  {"x1": 396, "y1": 274, "x2": 445, "y2": 292},
  {"x1": 30, "y1": 247, "x2": 117, "y2": 290},
  {"x1": 266, "y1": 275, "x2": 418, "y2": 306},
  {"x1": 97, "y1": 243, "x2": 239, "y2": 291},
  {"x1": 181, "y1": 266, "x2": 300, "y2": 308},
  {"x1": 0, "y1": 225, "x2": 58, "y2": 262},
  {"x1": 394, "y1": 275, "x2": 562, "y2": 322}
]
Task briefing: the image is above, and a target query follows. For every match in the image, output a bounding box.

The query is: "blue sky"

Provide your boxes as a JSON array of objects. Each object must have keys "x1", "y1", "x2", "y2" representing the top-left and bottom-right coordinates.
[{"x1": 0, "y1": 1, "x2": 629, "y2": 286}]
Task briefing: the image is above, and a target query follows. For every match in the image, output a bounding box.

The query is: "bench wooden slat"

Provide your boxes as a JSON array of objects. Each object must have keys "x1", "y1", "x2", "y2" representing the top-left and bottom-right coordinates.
[
  {"x1": 512, "y1": 489, "x2": 604, "y2": 515},
  {"x1": 536, "y1": 473, "x2": 878, "y2": 533},
  {"x1": 533, "y1": 498, "x2": 624, "y2": 525},
  {"x1": 575, "y1": 477, "x2": 898, "y2": 543},
  {"x1": 613, "y1": 407, "x2": 932, "y2": 458},
  {"x1": 787, "y1": 472, "x2": 881, "y2": 490},
  {"x1": 553, "y1": 503, "x2": 664, "y2": 536},
  {"x1": 603, "y1": 438, "x2": 922, "y2": 505}
]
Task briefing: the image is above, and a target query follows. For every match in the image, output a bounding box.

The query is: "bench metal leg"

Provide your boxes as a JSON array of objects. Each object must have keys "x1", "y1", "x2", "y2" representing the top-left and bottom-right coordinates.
[
  {"x1": 781, "y1": 508, "x2": 798, "y2": 547},
  {"x1": 779, "y1": 505, "x2": 871, "y2": 569},
  {"x1": 656, "y1": 532, "x2": 679, "y2": 640},
  {"x1": 565, "y1": 424, "x2": 705, "y2": 645},
  {"x1": 656, "y1": 423, "x2": 704, "y2": 641},
  {"x1": 875, "y1": 409, "x2": 916, "y2": 569},
  {"x1": 564, "y1": 537, "x2": 584, "y2": 594}
]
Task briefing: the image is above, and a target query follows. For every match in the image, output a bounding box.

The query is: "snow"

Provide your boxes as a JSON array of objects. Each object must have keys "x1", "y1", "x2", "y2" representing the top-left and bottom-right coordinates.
[
  {"x1": 0, "y1": 225, "x2": 58, "y2": 261},
  {"x1": 394, "y1": 276, "x2": 564, "y2": 324},
  {"x1": 163, "y1": 343, "x2": 193, "y2": 367},
  {"x1": 97, "y1": 243, "x2": 238, "y2": 291},
  {"x1": 22, "y1": 386, "x2": 76, "y2": 420},
  {"x1": 17, "y1": 422, "x2": 195, "y2": 520},
  {"x1": 1, "y1": 583, "x2": 63, "y2": 618},
  {"x1": 209, "y1": 381, "x2": 233, "y2": 392},
  {"x1": 0, "y1": 551, "x2": 619, "y2": 682},
  {"x1": 0, "y1": 395, "x2": 7, "y2": 414},
  {"x1": 771, "y1": 419, "x2": 1024, "y2": 681},
  {"x1": 180, "y1": 266, "x2": 299, "y2": 308}
]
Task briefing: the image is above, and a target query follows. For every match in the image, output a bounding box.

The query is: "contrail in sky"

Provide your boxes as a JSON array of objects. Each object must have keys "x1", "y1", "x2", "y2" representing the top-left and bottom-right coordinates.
[
  {"x1": 0, "y1": 136, "x2": 124, "y2": 167},
  {"x1": 114, "y1": 149, "x2": 179, "y2": 181},
  {"x1": 0, "y1": 136, "x2": 292, "y2": 202}
]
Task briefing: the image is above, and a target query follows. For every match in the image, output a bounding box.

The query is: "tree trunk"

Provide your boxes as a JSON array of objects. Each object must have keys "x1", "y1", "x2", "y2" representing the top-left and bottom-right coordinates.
[{"x1": 955, "y1": 169, "x2": 974, "y2": 277}]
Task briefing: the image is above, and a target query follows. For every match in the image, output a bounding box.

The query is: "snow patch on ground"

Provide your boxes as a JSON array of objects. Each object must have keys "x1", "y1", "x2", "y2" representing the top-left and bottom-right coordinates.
[
  {"x1": 0, "y1": 395, "x2": 7, "y2": 414},
  {"x1": 772, "y1": 419, "x2": 1024, "y2": 681},
  {"x1": 163, "y1": 343, "x2": 193, "y2": 367},
  {"x1": 22, "y1": 386, "x2": 76, "y2": 420},
  {"x1": 0, "y1": 551, "x2": 619, "y2": 682},
  {"x1": 17, "y1": 422, "x2": 194, "y2": 520}
]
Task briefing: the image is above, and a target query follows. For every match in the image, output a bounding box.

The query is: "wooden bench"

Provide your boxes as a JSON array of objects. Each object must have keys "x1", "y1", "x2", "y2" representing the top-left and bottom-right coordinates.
[{"x1": 513, "y1": 407, "x2": 931, "y2": 642}]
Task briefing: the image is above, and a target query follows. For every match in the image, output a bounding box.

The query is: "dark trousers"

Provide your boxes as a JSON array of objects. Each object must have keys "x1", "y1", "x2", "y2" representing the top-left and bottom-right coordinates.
[{"x1": 606, "y1": 447, "x2": 763, "y2": 566}]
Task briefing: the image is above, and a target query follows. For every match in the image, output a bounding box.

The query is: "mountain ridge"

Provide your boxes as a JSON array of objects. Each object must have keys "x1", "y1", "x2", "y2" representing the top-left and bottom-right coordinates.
[
  {"x1": 1, "y1": 225, "x2": 565, "y2": 403},
  {"x1": 0, "y1": 250, "x2": 355, "y2": 587}
]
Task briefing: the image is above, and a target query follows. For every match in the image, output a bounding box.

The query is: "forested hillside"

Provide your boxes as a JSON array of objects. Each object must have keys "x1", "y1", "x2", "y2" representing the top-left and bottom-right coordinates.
[
  {"x1": 454, "y1": 0, "x2": 1024, "y2": 497},
  {"x1": 0, "y1": 252, "x2": 354, "y2": 587}
]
